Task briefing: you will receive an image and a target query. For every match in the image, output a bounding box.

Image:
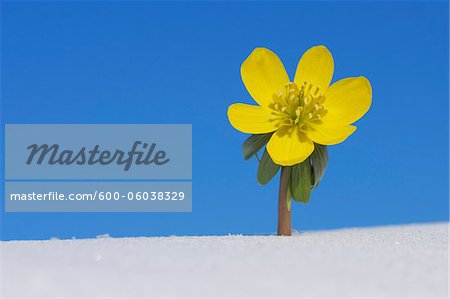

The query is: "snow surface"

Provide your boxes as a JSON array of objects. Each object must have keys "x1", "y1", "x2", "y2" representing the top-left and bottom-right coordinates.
[{"x1": 1, "y1": 223, "x2": 448, "y2": 297}]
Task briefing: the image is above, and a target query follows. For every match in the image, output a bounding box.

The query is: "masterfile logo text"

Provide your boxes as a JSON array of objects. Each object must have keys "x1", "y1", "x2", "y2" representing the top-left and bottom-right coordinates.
[{"x1": 26, "y1": 141, "x2": 170, "y2": 171}]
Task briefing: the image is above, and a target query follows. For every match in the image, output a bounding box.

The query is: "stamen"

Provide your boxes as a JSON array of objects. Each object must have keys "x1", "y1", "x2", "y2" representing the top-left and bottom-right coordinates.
[
  {"x1": 271, "y1": 81, "x2": 326, "y2": 129},
  {"x1": 314, "y1": 86, "x2": 320, "y2": 96}
]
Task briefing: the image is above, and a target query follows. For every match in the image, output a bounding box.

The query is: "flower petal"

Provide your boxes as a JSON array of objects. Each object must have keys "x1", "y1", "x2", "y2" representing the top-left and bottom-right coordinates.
[
  {"x1": 267, "y1": 127, "x2": 314, "y2": 166},
  {"x1": 324, "y1": 77, "x2": 372, "y2": 124},
  {"x1": 241, "y1": 48, "x2": 290, "y2": 107},
  {"x1": 227, "y1": 103, "x2": 278, "y2": 134},
  {"x1": 294, "y1": 45, "x2": 334, "y2": 94},
  {"x1": 306, "y1": 122, "x2": 357, "y2": 145}
]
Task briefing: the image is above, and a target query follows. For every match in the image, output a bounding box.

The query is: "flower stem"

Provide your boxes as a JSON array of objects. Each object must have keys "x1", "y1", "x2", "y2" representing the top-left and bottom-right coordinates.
[{"x1": 277, "y1": 166, "x2": 292, "y2": 236}]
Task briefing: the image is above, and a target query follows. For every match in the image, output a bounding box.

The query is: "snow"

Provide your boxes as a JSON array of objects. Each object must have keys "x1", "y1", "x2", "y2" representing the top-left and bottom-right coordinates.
[{"x1": 1, "y1": 223, "x2": 448, "y2": 297}]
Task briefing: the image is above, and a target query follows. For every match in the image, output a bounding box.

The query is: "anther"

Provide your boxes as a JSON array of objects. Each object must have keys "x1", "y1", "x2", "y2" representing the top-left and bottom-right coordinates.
[{"x1": 314, "y1": 86, "x2": 320, "y2": 95}]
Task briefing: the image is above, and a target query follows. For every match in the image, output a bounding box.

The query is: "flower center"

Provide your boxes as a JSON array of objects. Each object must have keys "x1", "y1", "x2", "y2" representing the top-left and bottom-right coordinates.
[{"x1": 270, "y1": 82, "x2": 327, "y2": 131}]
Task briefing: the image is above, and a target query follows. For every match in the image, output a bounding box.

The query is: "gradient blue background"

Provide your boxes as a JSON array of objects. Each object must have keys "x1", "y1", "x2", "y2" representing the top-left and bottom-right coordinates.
[{"x1": 1, "y1": 1, "x2": 448, "y2": 240}]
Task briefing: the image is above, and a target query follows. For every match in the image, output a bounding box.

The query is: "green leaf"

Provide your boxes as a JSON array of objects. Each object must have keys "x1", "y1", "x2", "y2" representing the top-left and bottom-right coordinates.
[
  {"x1": 257, "y1": 149, "x2": 280, "y2": 185},
  {"x1": 242, "y1": 133, "x2": 273, "y2": 160},
  {"x1": 310, "y1": 144, "x2": 328, "y2": 189},
  {"x1": 290, "y1": 161, "x2": 312, "y2": 204}
]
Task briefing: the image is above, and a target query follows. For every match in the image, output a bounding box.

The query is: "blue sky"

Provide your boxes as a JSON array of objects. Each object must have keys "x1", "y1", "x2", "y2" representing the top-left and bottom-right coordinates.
[{"x1": 1, "y1": 1, "x2": 448, "y2": 240}]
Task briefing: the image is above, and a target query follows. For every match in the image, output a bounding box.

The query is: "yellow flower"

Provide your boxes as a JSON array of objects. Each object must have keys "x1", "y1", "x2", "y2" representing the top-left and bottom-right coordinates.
[{"x1": 228, "y1": 46, "x2": 372, "y2": 166}]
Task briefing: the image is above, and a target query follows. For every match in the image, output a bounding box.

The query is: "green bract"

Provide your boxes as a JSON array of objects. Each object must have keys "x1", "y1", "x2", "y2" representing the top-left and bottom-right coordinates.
[
  {"x1": 243, "y1": 137, "x2": 328, "y2": 204},
  {"x1": 290, "y1": 160, "x2": 311, "y2": 203},
  {"x1": 310, "y1": 144, "x2": 328, "y2": 189},
  {"x1": 242, "y1": 133, "x2": 273, "y2": 160},
  {"x1": 257, "y1": 149, "x2": 280, "y2": 185}
]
